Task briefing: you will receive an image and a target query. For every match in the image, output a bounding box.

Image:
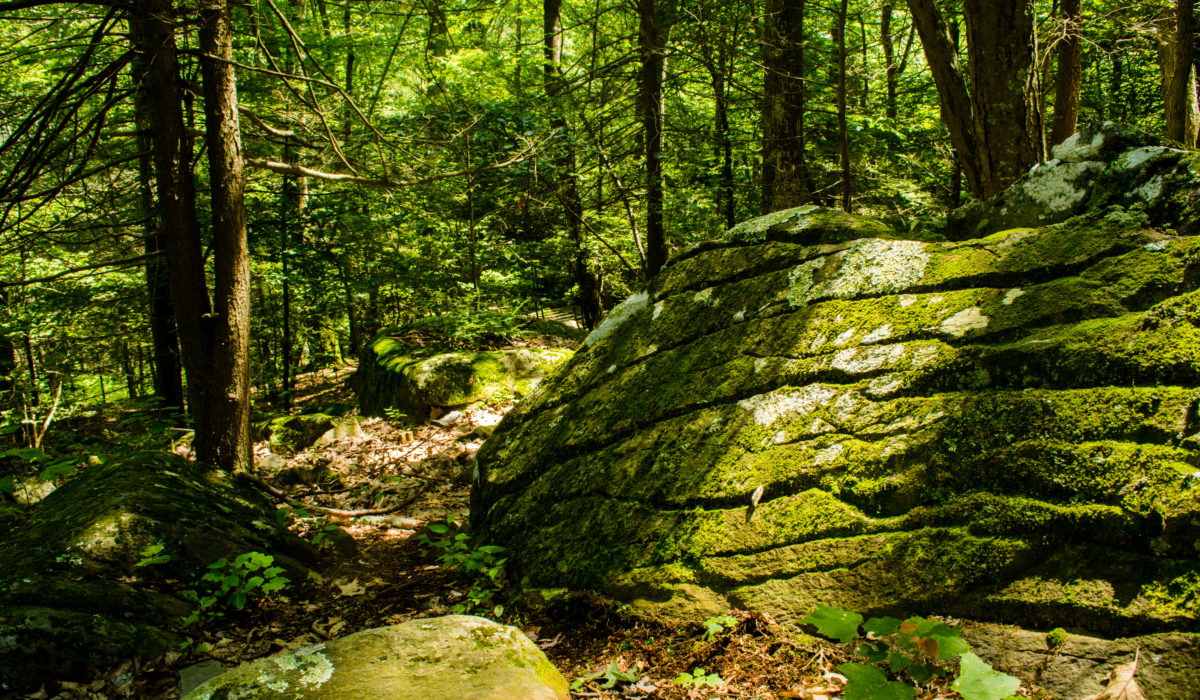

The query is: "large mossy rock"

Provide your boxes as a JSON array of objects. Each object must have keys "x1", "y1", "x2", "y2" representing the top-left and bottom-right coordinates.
[
  {"x1": 353, "y1": 334, "x2": 572, "y2": 420},
  {"x1": 472, "y1": 134, "x2": 1200, "y2": 696},
  {"x1": 948, "y1": 122, "x2": 1200, "y2": 239},
  {"x1": 184, "y1": 615, "x2": 570, "y2": 699},
  {"x1": 0, "y1": 452, "x2": 311, "y2": 689}
]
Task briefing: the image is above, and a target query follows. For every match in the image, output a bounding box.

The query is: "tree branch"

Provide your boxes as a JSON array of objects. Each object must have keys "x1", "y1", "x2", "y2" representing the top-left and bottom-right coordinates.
[{"x1": 0, "y1": 252, "x2": 162, "y2": 288}]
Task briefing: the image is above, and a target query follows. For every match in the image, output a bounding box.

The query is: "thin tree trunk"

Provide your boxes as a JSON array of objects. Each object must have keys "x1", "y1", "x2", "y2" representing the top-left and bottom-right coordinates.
[
  {"x1": 762, "y1": 0, "x2": 809, "y2": 212},
  {"x1": 545, "y1": 0, "x2": 603, "y2": 326},
  {"x1": 134, "y1": 96, "x2": 185, "y2": 409},
  {"x1": 639, "y1": 0, "x2": 671, "y2": 276},
  {"x1": 1049, "y1": 0, "x2": 1082, "y2": 145},
  {"x1": 122, "y1": 342, "x2": 138, "y2": 398},
  {"x1": 199, "y1": 0, "x2": 253, "y2": 470},
  {"x1": 836, "y1": 0, "x2": 852, "y2": 212},
  {"x1": 708, "y1": 41, "x2": 736, "y2": 229}
]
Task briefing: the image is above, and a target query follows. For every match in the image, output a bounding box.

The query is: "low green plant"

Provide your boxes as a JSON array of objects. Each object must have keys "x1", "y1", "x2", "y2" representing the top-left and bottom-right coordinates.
[
  {"x1": 133, "y1": 542, "x2": 172, "y2": 568},
  {"x1": 418, "y1": 515, "x2": 506, "y2": 616},
  {"x1": 674, "y1": 667, "x2": 723, "y2": 689},
  {"x1": 801, "y1": 604, "x2": 1021, "y2": 700},
  {"x1": 570, "y1": 661, "x2": 640, "y2": 691},
  {"x1": 179, "y1": 551, "x2": 290, "y2": 627},
  {"x1": 1045, "y1": 627, "x2": 1068, "y2": 650},
  {"x1": 702, "y1": 614, "x2": 738, "y2": 640},
  {"x1": 279, "y1": 506, "x2": 341, "y2": 548}
]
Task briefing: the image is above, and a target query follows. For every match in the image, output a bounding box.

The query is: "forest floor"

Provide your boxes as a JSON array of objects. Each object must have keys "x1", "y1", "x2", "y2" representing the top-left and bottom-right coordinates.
[{"x1": 20, "y1": 366, "x2": 1025, "y2": 700}]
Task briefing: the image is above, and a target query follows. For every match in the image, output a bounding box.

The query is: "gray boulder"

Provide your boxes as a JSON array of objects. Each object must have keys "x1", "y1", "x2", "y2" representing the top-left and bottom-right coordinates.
[
  {"x1": 948, "y1": 122, "x2": 1200, "y2": 239},
  {"x1": 184, "y1": 615, "x2": 570, "y2": 699},
  {"x1": 471, "y1": 131, "x2": 1200, "y2": 697}
]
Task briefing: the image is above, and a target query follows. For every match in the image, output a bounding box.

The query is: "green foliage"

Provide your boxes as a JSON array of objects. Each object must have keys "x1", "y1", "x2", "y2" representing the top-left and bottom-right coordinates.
[
  {"x1": 800, "y1": 603, "x2": 863, "y2": 644},
  {"x1": 804, "y1": 605, "x2": 1021, "y2": 700},
  {"x1": 673, "y1": 667, "x2": 723, "y2": 689},
  {"x1": 571, "y1": 661, "x2": 640, "y2": 691},
  {"x1": 418, "y1": 515, "x2": 506, "y2": 616},
  {"x1": 133, "y1": 542, "x2": 172, "y2": 568},
  {"x1": 280, "y1": 506, "x2": 341, "y2": 548},
  {"x1": 1046, "y1": 627, "x2": 1068, "y2": 649},
  {"x1": 702, "y1": 614, "x2": 737, "y2": 640},
  {"x1": 180, "y1": 552, "x2": 290, "y2": 628}
]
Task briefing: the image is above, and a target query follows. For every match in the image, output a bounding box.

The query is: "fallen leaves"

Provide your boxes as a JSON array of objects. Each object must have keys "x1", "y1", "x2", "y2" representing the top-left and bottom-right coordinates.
[{"x1": 1089, "y1": 651, "x2": 1147, "y2": 700}]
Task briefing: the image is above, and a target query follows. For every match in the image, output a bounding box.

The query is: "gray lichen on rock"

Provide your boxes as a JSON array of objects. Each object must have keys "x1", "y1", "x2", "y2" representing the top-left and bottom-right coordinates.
[{"x1": 471, "y1": 128, "x2": 1200, "y2": 699}]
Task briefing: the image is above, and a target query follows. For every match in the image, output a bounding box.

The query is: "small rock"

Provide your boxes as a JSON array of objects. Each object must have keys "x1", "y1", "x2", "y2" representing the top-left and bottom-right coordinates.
[
  {"x1": 177, "y1": 660, "x2": 225, "y2": 697},
  {"x1": 258, "y1": 453, "x2": 287, "y2": 472},
  {"x1": 433, "y1": 410, "x2": 462, "y2": 428}
]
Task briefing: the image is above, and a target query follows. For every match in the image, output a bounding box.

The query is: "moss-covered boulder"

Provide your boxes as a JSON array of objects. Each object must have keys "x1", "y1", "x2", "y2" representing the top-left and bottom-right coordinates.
[
  {"x1": 472, "y1": 136, "x2": 1200, "y2": 697},
  {"x1": 184, "y1": 615, "x2": 570, "y2": 699},
  {"x1": 353, "y1": 335, "x2": 572, "y2": 420},
  {"x1": 254, "y1": 414, "x2": 362, "y2": 454},
  {"x1": 0, "y1": 452, "x2": 312, "y2": 689},
  {"x1": 948, "y1": 122, "x2": 1200, "y2": 240}
]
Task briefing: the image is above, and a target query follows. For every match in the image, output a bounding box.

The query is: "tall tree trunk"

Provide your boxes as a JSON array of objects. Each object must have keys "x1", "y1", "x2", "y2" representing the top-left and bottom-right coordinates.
[
  {"x1": 198, "y1": 0, "x2": 252, "y2": 470},
  {"x1": 131, "y1": 0, "x2": 212, "y2": 432},
  {"x1": 121, "y1": 342, "x2": 138, "y2": 398},
  {"x1": 762, "y1": 0, "x2": 809, "y2": 212},
  {"x1": 1162, "y1": 0, "x2": 1199, "y2": 146},
  {"x1": 134, "y1": 98, "x2": 185, "y2": 409},
  {"x1": 639, "y1": 0, "x2": 670, "y2": 276},
  {"x1": 836, "y1": 0, "x2": 852, "y2": 212},
  {"x1": 0, "y1": 290, "x2": 13, "y2": 395},
  {"x1": 908, "y1": 0, "x2": 1036, "y2": 199},
  {"x1": 1049, "y1": 0, "x2": 1082, "y2": 145},
  {"x1": 544, "y1": 0, "x2": 603, "y2": 327},
  {"x1": 709, "y1": 43, "x2": 736, "y2": 229}
]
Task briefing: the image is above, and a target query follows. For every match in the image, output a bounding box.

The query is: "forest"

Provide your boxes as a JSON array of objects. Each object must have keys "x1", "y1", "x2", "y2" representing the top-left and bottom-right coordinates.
[{"x1": 0, "y1": 0, "x2": 1198, "y2": 697}]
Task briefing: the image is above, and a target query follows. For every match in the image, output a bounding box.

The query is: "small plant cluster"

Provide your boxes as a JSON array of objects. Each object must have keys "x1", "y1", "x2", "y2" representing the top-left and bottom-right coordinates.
[
  {"x1": 179, "y1": 551, "x2": 290, "y2": 627},
  {"x1": 276, "y1": 505, "x2": 341, "y2": 548},
  {"x1": 801, "y1": 604, "x2": 1021, "y2": 700},
  {"x1": 418, "y1": 514, "x2": 506, "y2": 617}
]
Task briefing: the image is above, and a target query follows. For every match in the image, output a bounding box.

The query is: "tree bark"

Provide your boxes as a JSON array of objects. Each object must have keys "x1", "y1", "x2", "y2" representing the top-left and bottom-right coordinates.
[
  {"x1": 762, "y1": 0, "x2": 809, "y2": 212},
  {"x1": 639, "y1": 0, "x2": 670, "y2": 276},
  {"x1": 131, "y1": 0, "x2": 212, "y2": 432},
  {"x1": 198, "y1": 0, "x2": 252, "y2": 470},
  {"x1": 133, "y1": 86, "x2": 185, "y2": 410},
  {"x1": 836, "y1": 0, "x2": 852, "y2": 212},
  {"x1": 908, "y1": 0, "x2": 1036, "y2": 199},
  {"x1": 708, "y1": 43, "x2": 736, "y2": 229},
  {"x1": 545, "y1": 0, "x2": 603, "y2": 328},
  {"x1": 1162, "y1": 0, "x2": 1199, "y2": 147},
  {"x1": 1049, "y1": 0, "x2": 1082, "y2": 145}
]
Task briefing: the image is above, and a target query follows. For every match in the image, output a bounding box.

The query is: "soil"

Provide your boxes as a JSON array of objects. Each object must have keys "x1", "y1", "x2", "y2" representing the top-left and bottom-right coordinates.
[{"x1": 11, "y1": 365, "x2": 1038, "y2": 700}]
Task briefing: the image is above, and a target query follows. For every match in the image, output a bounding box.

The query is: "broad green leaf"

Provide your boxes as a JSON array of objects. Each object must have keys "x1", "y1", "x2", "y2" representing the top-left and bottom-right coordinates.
[
  {"x1": 889, "y1": 652, "x2": 913, "y2": 673},
  {"x1": 952, "y1": 652, "x2": 1021, "y2": 700},
  {"x1": 859, "y1": 641, "x2": 888, "y2": 663},
  {"x1": 0, "y1": 476, "x2": 12, "y2": 494},
  {"x1": 801, "y1": 604, "x2": 863, "y2": 643},
  {"x1": 907, "y1": 664, "x2": 936, "y2": 684},
  {"x1": 837, "y1": 663, "x2": 915, "y2": 700},
  {"x1": 864, "y1": 616, "x2": 902, "y2": 636}
]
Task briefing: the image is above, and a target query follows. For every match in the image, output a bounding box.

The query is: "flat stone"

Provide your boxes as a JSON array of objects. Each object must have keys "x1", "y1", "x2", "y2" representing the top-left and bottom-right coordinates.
[{"x1": 183, "y1": 615, "x2": 570, "y2": 700}]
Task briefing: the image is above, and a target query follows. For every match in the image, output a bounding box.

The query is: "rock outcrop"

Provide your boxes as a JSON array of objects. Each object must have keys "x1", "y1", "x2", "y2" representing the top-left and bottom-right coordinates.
[
  {"x1": 183, "y1": 615, "x2": 571, "y2": 699},
  {"x1": 472, "y1": 128, "x2": 1200, "y2": 696},
  {"x1": 0, "y1": 452, "x2": 311, "y2": 689},
  {"x1": 354, "y1": 334, "x2": 571, "y2": 421}
]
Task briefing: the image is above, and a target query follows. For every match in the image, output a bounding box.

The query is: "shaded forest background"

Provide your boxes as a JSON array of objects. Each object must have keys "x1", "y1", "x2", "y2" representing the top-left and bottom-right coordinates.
[{"x1": 0, "y1": 0, "x2": 1195, "y2": 470}]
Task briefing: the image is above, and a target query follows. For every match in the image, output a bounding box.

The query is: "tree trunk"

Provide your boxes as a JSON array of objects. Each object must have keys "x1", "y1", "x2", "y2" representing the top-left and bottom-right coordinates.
[
  {"x1": 0, "y1": 290, "x2": 13, "y2": 395},
  {"x1": 908, "y1": 0, "x2": 1036, "y2": 199},
  {"x1": 709, "y1": 43, "x2": 736, "y2": 230},
  {"x1": 198, "y1": 0, "x2": 252, "y2": 470},
  {"x1": 1162, "y1": 0, "x2": 1199, "y2": 147},
  {"x1": 545, "y1": 0, "x2": 603, "y2": 327},
  {"x1": 1049, "y1": 0, "x2": 1082, "y2": 145},
  {"x1": 131, "y1": 0, "x2": 212, "y2": 430},
  {"x1": 134, "y1": 94, "x2": 185, "y2": 409},
  {"x1": 836, "y1": 0, "x2": 852, "y2": 212},
  {"x1": 639, "y1": 0, "x2": 671, "y2": 276},
  {"x1": 762, "y1": 0, "x2": 809, "y2": 212}
]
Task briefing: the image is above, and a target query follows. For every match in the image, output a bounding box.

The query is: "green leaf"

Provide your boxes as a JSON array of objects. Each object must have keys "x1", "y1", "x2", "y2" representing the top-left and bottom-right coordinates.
[
  {"x1": 859, "y1": 641, "x2": 888, "y2": 663},
  {"x1": 801, "y1": 604, "x2": 862, "y2": 643},
  {"x1": 888, "y1": 652, "x2": 913, "y2": 673},
  {"x1": 261, "y1": 577, "x2": 289, "y2": 594},
  {"x1": 207, "y1": 557, "x2": 228, "y2": 569},
  {"x1": 952, "y1": 653, "x2": 1021, "y2": 700},
  {"x1": 428, "y1": 523, "x2": 449, "y2": 534},
  {"x1": 864, "y1": 616, "x2": 902, "y2": 637},
  {"x1": 907, "y1": 664, "x2": 937, "y2": 684},
  {"x1": 837, "y1": 663, "x2": 915, "y2": 700},
  {"x1": 0, "y1": 476, "x2": 12, "y2": 494}
]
